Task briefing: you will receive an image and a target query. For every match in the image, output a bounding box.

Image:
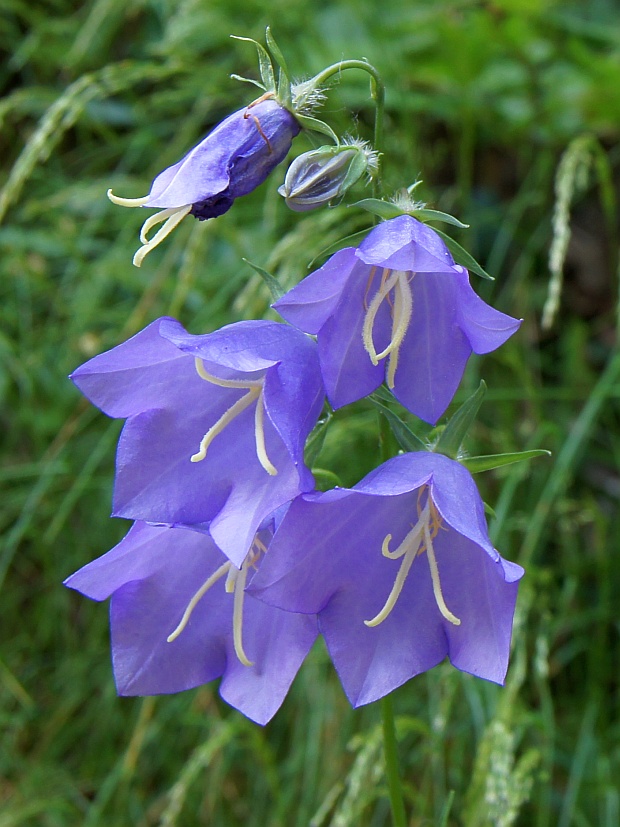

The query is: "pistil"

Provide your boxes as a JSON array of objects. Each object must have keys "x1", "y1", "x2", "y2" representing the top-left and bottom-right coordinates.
[
  {"x1": 364, "y1": 490, "x2": 460, "y2": 628},
  {"x1": 361, "y1": 269, "x2": 414, "y2": 388},
  {"x1": 191, "y1": 358, "x2": 278, "y2": 475},
  {"x1": 107, "y1": 189, "x2": 192, "y2": 268},
  {"x1": 167, "y1": 537, "x2": 267, "y2": 667}
]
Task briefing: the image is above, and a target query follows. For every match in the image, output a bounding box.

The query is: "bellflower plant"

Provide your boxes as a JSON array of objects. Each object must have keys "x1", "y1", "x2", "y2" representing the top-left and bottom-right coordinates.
[
  {"x1": 109, "y1": 98, "x2": 301, "y2": 266},
  {"x1": 250, "y1": 452, "x2": 524, "y2": 707},
  {"x1": 70, "y1": 317, "x2": 324, "y2": 567},
  {"x1": 65, "y1": 520, "x2": 317, "y2": 725},
  {"x1": 274, "y1": 214, "x2": 521, "y2": 424}
]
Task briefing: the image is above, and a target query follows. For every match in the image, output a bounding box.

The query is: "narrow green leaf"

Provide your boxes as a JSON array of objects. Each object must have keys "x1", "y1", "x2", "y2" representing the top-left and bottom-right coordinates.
[
  {"x1": 276, "y1": 68, "x2": 292, "y2": 108},
  {"x1": 351, "y1": 198, "x2": 405, "y2": 220},
  {"x1": 265, "y1": 27, "x2": 291, "y2": 80},
  {"x1": 461, "y1": 449, "x2": 552, "y2": 474},
  {"x1": 432, "y1": 227, "x2": 494, "y2": 280},
  {"x1": 368, "y1": 397, "x2": 428, "y2": 453},
  {"x1": 438, "y1": 791, "x2": 456, "y2": 827},
  {"x1": 242, "y1": 258, "x2": 284, "y2": 301},
  {"x1": 412, "y1": 208, "x2": 469, "y2": 228},
  {"x1": 294, "y1": 114, "x2": 339, "y2": 144},
  {"x1": 230, "y1": 74, "x2": 266, "y2": 92},
  {"x1": 434, "y1": 381, "x2": 486, "y2": 459},
  {"x1": 231, "y1": 35, "x2": 275, "y2": 93}
]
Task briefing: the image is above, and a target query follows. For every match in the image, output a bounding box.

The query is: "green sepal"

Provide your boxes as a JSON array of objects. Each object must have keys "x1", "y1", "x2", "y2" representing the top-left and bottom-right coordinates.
[
  {"x1": 431, "y1": 227, "x2": 494, "y2": 280},
  {"x1": 460, "y1": 449, "x2": 552, "y2": 474},
  {"x1": 242, "y1": 258, "x2": 284, "y2": 301},
  {"x1": 342, "y1": 149, "x2": 371, "y2": 189},
  {"x1": 265, "y1": 28, "x2": 290, "y2": 83},
  {"x1": 265, "y1": 29, "x2": 292, "y2": 108},
  {"x1": 304, "y1": 411, "x2": 333, "y2": 468},
  {"x1": 230, "y1": 74, "x2": 266, "y2": 92},
  {"x1": 277, "y1": 69, "x2": 292, "y2": 108},
  {"x1": 352, "y1": 198, "x2": 406, "y2": 220},
  {"x1": 294, "y1": 113, "x2": 339, "y2": 145},
  {"x1": 411, "y1": 208, "x2": 469, "y2": 229},
  {"x1": 312, "y1": 467, "x2": 343, "y2": 491},
  {"x1": 368, "y1": 396, "x2": 428, "y2": 453},
  {"x1": 231, "y1": 35, "x2": 276, "y2": 94},
  {"x1": 483, "y1": 502, "x2": 497, "y2": 519},
  {"x1": 434, "y1": 381, "x2": 486, "y2": 459}
]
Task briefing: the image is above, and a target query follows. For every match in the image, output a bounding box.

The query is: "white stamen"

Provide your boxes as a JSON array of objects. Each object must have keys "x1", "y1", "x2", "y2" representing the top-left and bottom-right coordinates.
[
  {"x1": 362, "y1": 270, "x2": 415, "y2": 389},
  {"x1": 195, "y1": 358, "x2": 262, "y2": 390},
  {"x1": 364, "y1": 495, "x2": 460, "y2": 628},
  {"x1": 385, "y1": 273, "x2": 414, "y2": 389},
  {"x1": 167, "y1": 560, "x2": 231, "y2": 642},
  {"x1": 192, "y1": 358, "x2": 278, "y2": 475},
  {"x1": 364, "y1": 501, "x2": 430, "y2": 627},
  {"x1": 364, "y1": 542, "x2": 418, "y2": 627},
  {"x1": 362, "y1": 268, "x2": 399, "y2": 365},
  {"x1": 132, "y1": 205, "x2": 192, "y2": 267},
  {"x1": 107, "y1": 188, "x2": 151, "y2": 207},
  {"x1": 423, "y1": 521, "x2": 461, "y2": 626},
  {"x1": 232, "y1": 559, "x2": 254, "y2": 666},
  {"x1": 191, "y1": 387, "x2": 260, "y2": 462},
  {"x1": 254, "y1": 388, "x2": 277, "y2": 475},
  {"x1": 140, "y1": 208, "x2": 183, "y2": 244}
]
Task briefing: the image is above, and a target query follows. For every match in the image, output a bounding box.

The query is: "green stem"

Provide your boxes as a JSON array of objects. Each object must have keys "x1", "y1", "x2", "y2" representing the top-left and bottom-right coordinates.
[
  {"x1": 307, "y1": 59, "x2": 385, "y2": 196},
  {"x1": 381, "y1": 694, "x2": 407, "y2": 827}
]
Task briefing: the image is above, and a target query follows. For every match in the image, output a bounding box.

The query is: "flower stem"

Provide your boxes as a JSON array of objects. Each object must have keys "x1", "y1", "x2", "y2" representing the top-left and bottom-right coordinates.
[
  {"x1": 307, "y1": 59, "x2": 385, "y2": 196},
  {"x1": 381, "y1": 694, "x2": 407, "y2": 827}
]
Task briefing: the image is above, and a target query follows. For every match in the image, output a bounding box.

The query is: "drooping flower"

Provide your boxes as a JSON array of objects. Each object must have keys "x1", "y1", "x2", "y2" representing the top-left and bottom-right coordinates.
[
  {"x1": 108, "y1": 97, "x2": 300, "y2": 266},
  {"x1": 70, "y1": 318, "x2": 324, "y2": 567},
  {"x1": 273, "y1": 215, "x2": 521, "y2": 424},
  {"x1": 249, "y1": 452, "x2": 524, "y2": 708},
  {"x1": 65, "y1": 520, "x2": 317, "y2": 725}
]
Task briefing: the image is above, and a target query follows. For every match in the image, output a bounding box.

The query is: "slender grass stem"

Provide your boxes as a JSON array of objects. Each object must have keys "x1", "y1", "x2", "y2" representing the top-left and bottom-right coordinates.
[{"x1": 381, "y1": 694, "x2": 407, "y2": 827}]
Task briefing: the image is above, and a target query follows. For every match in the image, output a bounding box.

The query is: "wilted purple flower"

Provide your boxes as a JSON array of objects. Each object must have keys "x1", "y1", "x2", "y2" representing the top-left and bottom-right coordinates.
[
  {"x1": 108, "y1": 98, "x2": 300, "y2": 266},
  {"x1": 250, "y1": 452, "x2": 524, "y2": 707},
  {"x1": 65, "y1": 520, "x2": 317, "y2": 725},
  {"x1": 274, "y1": 215, "x2": 521, "y2": 424},
  {"x1": 70, "y1": 318, "x2": 324, "y2": 567}
]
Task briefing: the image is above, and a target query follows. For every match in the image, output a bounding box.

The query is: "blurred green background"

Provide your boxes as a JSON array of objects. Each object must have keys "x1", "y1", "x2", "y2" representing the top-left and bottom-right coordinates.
[{"x1": 1, "y1": 0, "x2": 619, "y2": 824}]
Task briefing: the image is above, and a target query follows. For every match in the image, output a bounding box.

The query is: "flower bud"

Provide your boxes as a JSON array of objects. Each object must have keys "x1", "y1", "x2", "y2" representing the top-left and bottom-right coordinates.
[{"x1": 279, "y1": 140, "x2": 378, "y2": 212}]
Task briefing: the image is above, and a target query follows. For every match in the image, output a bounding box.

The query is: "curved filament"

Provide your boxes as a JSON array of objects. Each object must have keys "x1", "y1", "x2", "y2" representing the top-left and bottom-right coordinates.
[
  {"x1": 167, "y1": 560, "x2": 231, "y2": 642},
  {"x1": 192, "y1": 358, "x2": 278, "y2": 475},
  {"x1": 132, "y1": 205, "x2": 192, "y2": 267}
]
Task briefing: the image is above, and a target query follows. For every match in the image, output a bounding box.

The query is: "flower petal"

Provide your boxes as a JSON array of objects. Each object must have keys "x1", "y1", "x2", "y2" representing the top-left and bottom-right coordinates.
[
  {"x1": 356, "y1": 215, "x2": 459, "y2": 273},
  {"x1": 67, "y1": 522, "x2": 317, "y2": 725},
  {"x1": 273, "y1": 247, "x2": 358, "y2": 334},
  {"x1": 391, "y1": 272, "x2": 470, "y2": 424},
  {"x1": 454, "y1": 269, "x2": 522, "y2": 354}
]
